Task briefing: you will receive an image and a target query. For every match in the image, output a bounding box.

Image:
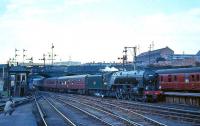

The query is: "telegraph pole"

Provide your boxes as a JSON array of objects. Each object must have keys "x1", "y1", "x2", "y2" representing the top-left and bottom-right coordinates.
[
  {"x1": 26, "y1": 57, "x2": 33, "y2": 65},
  {"x1": 133, "y1": 46, "x2": 137, "y2": 70},
  {"x1": 123, "y1": 46, "x2": 137, "y2": 70},
  {"x1": 39, "y1": 54, "x2": 46, "y2": 66},
  {"x1": 23, "y1": 49, "x2": 27, "y2": 65},
  {"x1": 15, "y1": 48, "x2": 19, "y2": 65},
  {"x1": 123, "y1": 47, "x2": 128, "y2": 64},
  {"x1": 51, "y1": 43, "x2": 54, "y2": 65},
  {"x1": 48, "y1": 43, "x2": 57, "y2": 65},
  {"x1": 149, "y1": 44, "x2": 152, "y2": 65}
]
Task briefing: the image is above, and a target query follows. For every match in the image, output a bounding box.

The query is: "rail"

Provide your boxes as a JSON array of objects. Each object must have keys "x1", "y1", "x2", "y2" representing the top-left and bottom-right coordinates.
[
  {"x1": 43, "y1": 96, "x2": 77, "y2": 126},
  {"x1": 54, "y1": 95, "x2": 144, "y2": 126},
  {"x1": 58, "y1": 95, "x2": 166, "y2": 126},
  {"x1": 34, "y1": 96, "x2": 48, "y2": 126},
  {"x1": 68, "y1": 94, "x2": 200, "y2": 123},
  {"x1": 55, "y1": 97, "x2": 115, "y2": 126}
]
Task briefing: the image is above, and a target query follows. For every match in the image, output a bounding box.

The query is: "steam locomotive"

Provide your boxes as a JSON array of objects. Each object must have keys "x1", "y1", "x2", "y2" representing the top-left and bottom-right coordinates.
[{"x1": 108, "y1": 69, "x2": 162, "y2": 101}]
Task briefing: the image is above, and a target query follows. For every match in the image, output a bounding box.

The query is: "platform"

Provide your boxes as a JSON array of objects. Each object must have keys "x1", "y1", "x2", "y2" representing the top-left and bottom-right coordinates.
[
  {"x1": 164, "y1": 92, "x2": 200, "y2": 106},
  {"x1": 0, "y1": 103, "x2": 37, "y2": 126},
  {"x1": 164, "y1": 92, "x2": 200, "y2": 97},
  {"x1": 0, "y1": 97, "x2": 31, "y2": 111}
]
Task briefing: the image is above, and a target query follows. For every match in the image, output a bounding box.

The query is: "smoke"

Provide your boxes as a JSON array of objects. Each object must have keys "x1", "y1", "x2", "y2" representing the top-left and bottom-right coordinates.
[{"x1": 100, "y1": 66, "x2": 118, "y2": 72}]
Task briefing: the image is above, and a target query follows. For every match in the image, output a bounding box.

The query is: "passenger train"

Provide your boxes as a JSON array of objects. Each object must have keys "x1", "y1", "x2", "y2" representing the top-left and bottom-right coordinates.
[
  {"x1": 157, "y1": 67, "x2": 200, "y2": 92},
  {"x1": 32, "y1": 67, "x2": 200, "y2": 105}
]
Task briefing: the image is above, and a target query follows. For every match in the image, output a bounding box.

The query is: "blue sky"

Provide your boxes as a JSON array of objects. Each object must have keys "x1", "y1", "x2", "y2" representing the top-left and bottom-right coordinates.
[{"x1": 0, "y1": 0, "x2": 200, "y2": 64}]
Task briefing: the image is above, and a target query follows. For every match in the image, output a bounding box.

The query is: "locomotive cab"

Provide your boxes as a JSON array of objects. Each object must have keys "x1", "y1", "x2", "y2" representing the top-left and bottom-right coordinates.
[{"x1": 143, "y1": 69, "x2": 163, "y2": 102}]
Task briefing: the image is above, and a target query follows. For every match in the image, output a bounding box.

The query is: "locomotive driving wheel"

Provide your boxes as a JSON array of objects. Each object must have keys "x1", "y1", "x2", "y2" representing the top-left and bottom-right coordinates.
[{"x1": 115, "y1": 88, "x2": 123, "y2": 99}]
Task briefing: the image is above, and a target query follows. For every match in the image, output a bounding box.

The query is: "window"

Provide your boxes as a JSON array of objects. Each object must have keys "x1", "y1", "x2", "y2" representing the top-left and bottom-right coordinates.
[
  {"x1": 160, "y1": 76, "x2": 163, "y2": 82},
  {"x1": 173, "y1": 75, "x2": 177, "y2": 81},
  {"x1": 191, "y1": 75, "x2": 195, "y2": 81},
  {"x1": 168, "y1": 75, "x2": 172, "y2": 82},
  {"x1": 185, "y1": 73, "x2": 189, "y2": 83},
  {"x1": 196, "y1": 75, "x2": 199, "y2": 81}
]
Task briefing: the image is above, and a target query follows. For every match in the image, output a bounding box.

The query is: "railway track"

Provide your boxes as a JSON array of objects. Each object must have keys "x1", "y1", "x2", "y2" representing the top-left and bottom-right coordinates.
[
  {"x1": 116, "y1": 100, "x2": 200, "y2": 123},
  {"x1": 34, "y1": 95, "x2": 76, "y2": 126},
  {"x1": 39, "y1": 93, "x2": 121, "y2": 126},
  {"x1": 51, "y1": 94, "x2": 166, "y2": 126},
  {"x1": 63, "y1": 94, "x2": 200, "y2": 124},
  {"x1": 52, "y1": 95, "x2": 142, "y2": 126},
  {"x1": 34, "y1": 96, "x2": 48, "y2": 126}
]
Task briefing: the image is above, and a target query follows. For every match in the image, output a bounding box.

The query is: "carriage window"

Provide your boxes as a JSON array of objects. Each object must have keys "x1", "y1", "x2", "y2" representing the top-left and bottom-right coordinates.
[
  {"x1": 160, "y1": 76, "x2": 163, "y2": 82},
  {"x1": 197, "y1": 75, "x2": 200, "y2": 81},
  {"x1": 173, "y1": 75, "x2": 177, "y2": 81},
  {"x1": 168, "y1": 75, "x2": 172, "y2": 82},
  {"x1": 191, "y1": 75, "x2": 195, "y2": 81}
]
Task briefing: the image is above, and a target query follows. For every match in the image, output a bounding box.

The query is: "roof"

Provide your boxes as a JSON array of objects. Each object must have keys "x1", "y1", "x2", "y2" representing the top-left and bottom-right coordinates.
[
  {"x1": 137, "y1": 46, "x2": 174, "y2": 57},
  {"x1": 197, "y1": 50, "x2": 200, "y2": 55},
  {"x1": 0, "y1": 64, "x2": 8, "y2": 68},
  {"x1": 57, "y1": 75, "x2": 88, "y2": 80},
  {"x1": 173, "y1": 54, "x2": 195, "y2": 57},
  {"x1": 156, "y1": 67, "x2": 200, "y2": 74},
  {"x1": 9, "y1": 66, "x2": 29, "y2": 73}
]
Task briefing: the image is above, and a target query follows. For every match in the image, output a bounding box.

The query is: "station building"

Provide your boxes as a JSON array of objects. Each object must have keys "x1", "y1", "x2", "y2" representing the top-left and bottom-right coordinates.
[
  {"x1": 136, "y1": 47, "x2": 174, "y2": 66},
  {"x1": 173, "y1": 51, "x2": 200, "y2": 61},
  {"x1": 9, "y1": 66, "x2": 29, "y2": 96},
  {"x1": 0, "y1": 65, "x2": 29, "y2": 97},
  {"x1": 136, "y1": 47, "x2": 200, "y2": 67}
]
